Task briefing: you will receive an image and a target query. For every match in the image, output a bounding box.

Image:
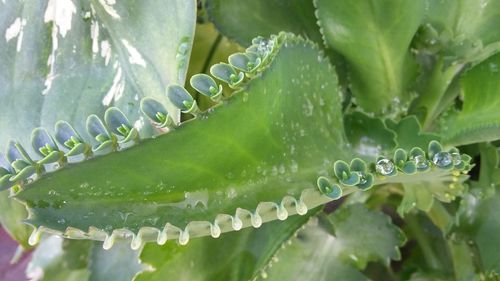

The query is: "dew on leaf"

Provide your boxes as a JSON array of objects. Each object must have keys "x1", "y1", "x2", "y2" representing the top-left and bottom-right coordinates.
[{"x1": 375, "y1": 158, "x2": 395, "y2": 175}]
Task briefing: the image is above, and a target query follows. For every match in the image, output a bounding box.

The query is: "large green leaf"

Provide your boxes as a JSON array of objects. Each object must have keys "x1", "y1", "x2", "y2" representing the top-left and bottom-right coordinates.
[
  {"x1": 26, "y1": 237, "x2": 91, "y2": 281},
  {"x1": 422, "y1": 0, "x2": 500, "y2": 64},
  {"x1": 135, "y1": 212, "x2": 313, "y2": 281},
  {"x1": 440, "y1": 52, "x2": 500, "y2": 145},
  {"x1": 263, "y1": 217, "x2": 369, "y2": 281},
  {"x1": 326, "y1": 204, "x2": 406, "y2": 269},
  {"x1": 17, "y1": 34, "x2": 348, "y2": 246},
  {"x1": 456, "y1": 194, "x2": 500, "y2": 275},
  {"x1": 0, "y1": 190, "x2": 31, "y2": 248},
  {"x1": 89, "y1": 241, "x2": 144, "y2": 281},
  {"x1": 344, "y1": 111, "x2": 396, "y2": 161},
  {"x1": 0, "y1": 0, "x2": 196, "y2": 244},
  {"x1": 411, "y1": 0, "x2": 500, "y2": 128},
  {"x1": 0, "y1": 0, "x2": 196, "y2": 149},
  {"x1": 25, "y1": 237, "x2": 144, "y2": 281},
  {"x1": 205, "y1": 0, "x2": 322, "y2": 46},
  {"x1": 14, "y1": 33, "x2": 471, "y2": 249},
  {"x1": 315, "y1": 0, "x2": 425, "y2": 114}
]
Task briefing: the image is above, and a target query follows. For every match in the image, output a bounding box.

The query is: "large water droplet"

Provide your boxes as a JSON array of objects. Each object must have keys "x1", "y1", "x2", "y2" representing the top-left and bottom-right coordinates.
[
  {"x1": 413, "y1": 155, "x2": 429, "y2": 169},
  {"x1": 375, "y1": 159, "x2": 395, "y2": 175},
  {"x1": 433, "y1": 152, "x2": 452, "y2": 167}
]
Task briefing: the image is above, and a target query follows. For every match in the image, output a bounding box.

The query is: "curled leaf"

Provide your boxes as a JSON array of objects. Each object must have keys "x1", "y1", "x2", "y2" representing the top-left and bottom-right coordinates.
[
  {"x1": 189, "y1": 74, "x2": 223, "y2": 101},
  {"x1": 86, "y1": 115, "x2": 114, "y2": 152},
  {"x1": 210, "y1": 63, "x2": 245, "y2": 88},
  {"x1": 167, "y1": 84, "x2": 199, "y2": 114}
]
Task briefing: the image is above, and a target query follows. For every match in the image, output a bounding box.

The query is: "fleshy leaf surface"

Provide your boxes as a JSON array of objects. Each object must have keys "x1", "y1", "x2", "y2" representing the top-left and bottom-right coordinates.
[
  {"x1": 16, "y1": 34, "x2": 348, "y2": 245},
  {"x1": 205, "y1": 0, "x2": 322, "y2": 46},
  {"x1": 326, "y1": 204, "x2": 406, "y2": 269},
  {"x1": 440, "y1": 52, "x2": 500, "y2": 146},
  {"x1": 26, "y1": 237, "x2": 91, "y2": 281},
  {"x1": 135, "y1": 212, "x2": 313, "y2": 281},
  {"x1": 315, "y1": 0, "x2": 424, "y2": 114},
  {"x1": 0, "y1": 0, "x2": 196, "y2": 244},
  {"x1": 260, "y1": 218, "x2": 370, "y2": 281},
  {"x1": 344, "y1": 111, "x2": 396, "y2": 160}
]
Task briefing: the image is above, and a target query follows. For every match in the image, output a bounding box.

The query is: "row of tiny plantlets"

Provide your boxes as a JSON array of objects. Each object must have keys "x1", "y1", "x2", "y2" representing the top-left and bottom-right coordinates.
[
  {"x1": 0, "y1": 35, "x2": 283, "y2": 191},
  {"x1": 316, "y1": 140, "x2": 472, "y2": 199}
]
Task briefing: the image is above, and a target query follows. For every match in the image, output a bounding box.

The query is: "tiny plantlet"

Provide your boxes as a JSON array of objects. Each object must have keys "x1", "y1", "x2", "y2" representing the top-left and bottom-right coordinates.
[{"x1": 1, "y1": 0, "x2": 500, "y2": 280}]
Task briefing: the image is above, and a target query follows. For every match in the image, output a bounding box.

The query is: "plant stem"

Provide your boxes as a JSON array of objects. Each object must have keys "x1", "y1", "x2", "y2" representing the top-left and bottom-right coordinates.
[
  {"x1": 428, "y1": 202, "x2": 477, "y2": 281},
  {"x1": 405, "y1": 214, "x2": 442, "y2": 271},
  {"x1": 201, "y1": 33, "x2": 222, "y2": 74},
  {"x1": 410, "y1": 59, "x2": 463, "y2": 131}
]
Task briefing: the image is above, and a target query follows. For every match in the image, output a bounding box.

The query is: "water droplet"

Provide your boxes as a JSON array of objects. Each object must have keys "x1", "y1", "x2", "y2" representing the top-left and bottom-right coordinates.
[
  {"x1": 358, "y1": 173, "x2": 367, "y2": 184},
  {"x1": 489, "y1": 62, "x2": 498, "y2": 73},
  {"x1": 57, "y1": 218, "x2": 66, "y2": 224},
  {"x1": 375, "y1": 159, "x2": 395, "y2": 175},
  {"x1": 48, "y1": 189, "x2": 57, "y2": 196},
  {"x1": 433, "y1": 152, "x2": 452, "y2": 167},
  {"x1": 451, "y1": 152, "x2": 462, "y2": 165},
  {"x1": 260, "y1": 270, "x2": 268, "y2": 279},
  {"x1": 413, "y1": 155, "x2": 429, "y2": 169}
]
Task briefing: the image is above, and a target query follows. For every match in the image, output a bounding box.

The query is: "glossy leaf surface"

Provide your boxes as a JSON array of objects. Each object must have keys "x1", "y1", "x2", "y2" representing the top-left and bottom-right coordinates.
[
  {"x1": 17, "y1": 35, "x2": 347, "y2": 244},
  {"x1": 205, "y1": 0, "x2": 322, "y2": 46},
  {"x1": 136, "y1": 213, "x2": 312, "y2": 281},
  {"x1": 441, "y1": 52, "x2": 500, "y2": 145},
  {"x1": 0, "y1": 0, "x2": 196, "y2": 245},
  {"x1": 315, "y1": 0, "x2": 424, "y2": 114}
]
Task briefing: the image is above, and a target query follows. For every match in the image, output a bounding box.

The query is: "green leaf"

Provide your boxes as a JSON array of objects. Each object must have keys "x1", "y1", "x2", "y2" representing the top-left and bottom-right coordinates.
[
  {"x1": 440, "y1": 52, "x2": 500, "y2": 146},
  {"x1": 460, "y1": 193, "x2": 500, "y2": 275},
  {"x1": 0, "y1": 190, "x2": 31, "y2": 248},
  {"x1": 327, "y1": 204, "x2": 406, "y2": 269},
  {"x1": 17, "y1": 34, "x2": 348, "y2": 245},
  {"x1": 422, "y1": 0, "x2": 500, "y2": 64},
  {"x1": 26, "y1": 237, "x2": 92, "y2": 281},
  {"x1": 205, "y1": 0, "x2": 322, "y2": 46},
  {"x1": 344, "y1": 111, "x2": 397, "y2": 160},
  {"x1": 398, "y1": 183, "x2": 436, "y2": 216},
  {"x1": 386, "y1": 116, "x2": 440, "y2": 151},
  {"x1": 0, "y1": 0, "x2": 195, "y2": 149},
  {"x1": 0, "y1": 0, "x2": 196, "y2": 244},
  {"x1": 315, "y1": 0, "x2": 425, "y2": 114},
  {"x1": 135, "y1": 213, "x2": 313, "y2": 281},
  {"x1": 262, "y1": 217, "x2": 369, "y2": 281},
  {"x1": 89, "y1": 242, "x2": 145, "y2": 281}
]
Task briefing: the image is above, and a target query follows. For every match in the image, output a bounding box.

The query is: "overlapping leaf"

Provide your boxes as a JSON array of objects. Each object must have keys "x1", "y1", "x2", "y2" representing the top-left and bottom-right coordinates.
[
  {"x1": 440, "y1": 53, "x2": 500, "y2": 145},
  {"x1": 205, "y1": 0, "x2": 322, "y2": 46},
  {"x1": 315, "y1": 0, "x2": 424, "y2": 114}
]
